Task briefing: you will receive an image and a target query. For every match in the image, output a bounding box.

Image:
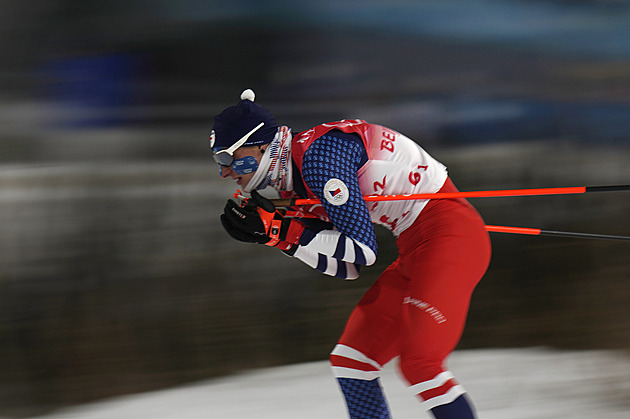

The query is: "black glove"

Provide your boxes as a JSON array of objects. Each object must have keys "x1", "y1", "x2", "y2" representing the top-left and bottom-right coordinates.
[
  {"x1": 220, "y1": 190, "x2": 305, "y2": 248},
  {"x1": 220, "y1": 198, "x2": 270, "y2": 244}
]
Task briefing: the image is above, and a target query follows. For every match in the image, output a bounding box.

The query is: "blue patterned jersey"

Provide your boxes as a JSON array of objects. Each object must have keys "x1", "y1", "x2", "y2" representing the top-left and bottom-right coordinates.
[
  {"x1": 286, "y1": 120, "x2": 448, "y2": 280},
  {"x1": 291, "y1": 130, "x2": 377, "y2": 279}
]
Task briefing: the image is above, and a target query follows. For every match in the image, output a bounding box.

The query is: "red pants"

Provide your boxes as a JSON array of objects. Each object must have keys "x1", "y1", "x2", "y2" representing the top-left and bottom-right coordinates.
[{"x1": 331, "y1": 178, "x2": 491, "y2": 408}]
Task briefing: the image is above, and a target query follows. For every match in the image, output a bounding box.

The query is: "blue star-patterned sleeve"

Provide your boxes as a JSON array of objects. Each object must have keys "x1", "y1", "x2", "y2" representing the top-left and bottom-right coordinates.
[{"x1": 288, "y1": 130, "x2": 377, "y2": 279}]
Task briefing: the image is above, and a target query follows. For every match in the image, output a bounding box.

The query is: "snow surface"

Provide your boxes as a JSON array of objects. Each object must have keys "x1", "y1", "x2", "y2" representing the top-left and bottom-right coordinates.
[{"x1": 31, "y1": 348, "x2": 630, "y2": 419}]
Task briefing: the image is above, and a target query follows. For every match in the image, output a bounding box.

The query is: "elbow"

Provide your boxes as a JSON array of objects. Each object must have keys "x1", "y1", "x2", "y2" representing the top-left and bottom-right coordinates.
[
  {"x1": 344, "y1": 271, "x2": 360, "y2": 280},
  {"x1": 364, "y1": 250, "x2": 376, "y2": 266},
  {"x1": 340, "y1": 263, "x2": 361, "y2": 280},
  {"x1": 353, "y1": 241, "x2": 376, "y2": 266}
]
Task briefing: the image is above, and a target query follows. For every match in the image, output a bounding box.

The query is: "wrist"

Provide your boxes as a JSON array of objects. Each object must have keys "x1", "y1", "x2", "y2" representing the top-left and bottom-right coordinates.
[
  {"x1": 280, "y1": 243, "x2": 298, "y2": 255},
  {"x1": 281, "y1": 219, "x2": 306, "y2": 244}
]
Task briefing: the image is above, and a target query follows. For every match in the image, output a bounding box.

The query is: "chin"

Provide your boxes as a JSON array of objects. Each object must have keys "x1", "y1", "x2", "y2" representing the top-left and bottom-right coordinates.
[{"x1": 239, "y1": 176, "x2": 254, "y2": 188}]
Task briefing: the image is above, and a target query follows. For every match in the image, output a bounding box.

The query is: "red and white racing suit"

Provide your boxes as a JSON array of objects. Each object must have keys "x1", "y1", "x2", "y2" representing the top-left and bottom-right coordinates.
[{"x1": 283, "y1": 119, "x2": 491, "y2": 410}]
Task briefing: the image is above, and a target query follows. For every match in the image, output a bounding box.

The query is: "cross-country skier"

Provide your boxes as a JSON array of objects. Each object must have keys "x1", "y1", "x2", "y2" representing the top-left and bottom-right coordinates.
[{"x1": 212, "y1": 89, "x2": 491, "y2": 419}]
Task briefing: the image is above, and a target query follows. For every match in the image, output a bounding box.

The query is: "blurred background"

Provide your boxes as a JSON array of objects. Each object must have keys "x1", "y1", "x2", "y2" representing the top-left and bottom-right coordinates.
[{"x1": 1, "y1": 0, "x2": 629, "y2": 417}]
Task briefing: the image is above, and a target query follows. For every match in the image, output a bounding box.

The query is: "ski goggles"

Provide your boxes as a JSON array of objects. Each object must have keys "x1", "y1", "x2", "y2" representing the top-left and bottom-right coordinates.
[{"x1": 210, "y1": 122, "x2": 265, "y2": 167}]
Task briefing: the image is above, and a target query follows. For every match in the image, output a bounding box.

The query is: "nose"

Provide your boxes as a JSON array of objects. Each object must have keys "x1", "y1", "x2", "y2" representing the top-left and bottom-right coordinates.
[{"x1": 220, "y1": 165, "x2": 234, "y2": 178}]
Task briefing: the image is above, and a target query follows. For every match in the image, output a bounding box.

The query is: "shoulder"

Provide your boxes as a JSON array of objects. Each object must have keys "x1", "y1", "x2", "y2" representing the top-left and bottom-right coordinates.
[
  {"x1": 294, "y1": 119, "x2": 371, "y2": 144},
  {"x1": 303, "y1": 131, "x2": 367, "y2": 168}
]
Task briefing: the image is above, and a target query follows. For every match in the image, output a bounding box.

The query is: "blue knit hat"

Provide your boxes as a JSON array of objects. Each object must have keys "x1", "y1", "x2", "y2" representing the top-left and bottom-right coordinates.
[{"x1": 211, "y1": 89, "x2": 278, "y2": 150}]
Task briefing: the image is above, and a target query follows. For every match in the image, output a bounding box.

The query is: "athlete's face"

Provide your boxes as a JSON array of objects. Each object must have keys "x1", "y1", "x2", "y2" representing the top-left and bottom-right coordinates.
[{"x1": 219, "y1": 144, "x2": 267, "y2": 187}]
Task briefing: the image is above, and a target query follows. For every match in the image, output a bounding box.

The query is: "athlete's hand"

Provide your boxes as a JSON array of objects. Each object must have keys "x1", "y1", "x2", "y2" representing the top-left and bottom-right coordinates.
[
  {"x1": 221, "y1": 198, "x2": 269, "y2": 244},
  {"x1": 220, "y1": 190, "x2": 305, "y2": 249}
]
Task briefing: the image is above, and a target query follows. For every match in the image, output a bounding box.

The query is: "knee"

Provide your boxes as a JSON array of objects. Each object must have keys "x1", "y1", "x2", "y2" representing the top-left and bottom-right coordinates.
[
  {"x1": 330, "y1": 344, "x2": 382, "y2": 380},
  {"x1": 399, "y1": 355, "x2": 444, "y2": 385}
]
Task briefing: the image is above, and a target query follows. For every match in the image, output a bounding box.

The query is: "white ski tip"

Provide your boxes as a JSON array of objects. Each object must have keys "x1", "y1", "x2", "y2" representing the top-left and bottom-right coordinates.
[{"x1": 240, "y1": 89, "x2": 255, "y2": 102}]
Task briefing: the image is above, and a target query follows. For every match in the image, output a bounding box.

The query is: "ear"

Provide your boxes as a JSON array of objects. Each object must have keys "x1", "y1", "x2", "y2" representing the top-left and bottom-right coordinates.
[{"x1": 259, "y1": 143, "x2": 268, "y2": 154}]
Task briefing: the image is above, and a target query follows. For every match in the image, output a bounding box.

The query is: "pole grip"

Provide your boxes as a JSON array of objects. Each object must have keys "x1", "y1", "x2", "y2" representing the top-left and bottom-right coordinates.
[
  {"x1": 270, "y1": 198, "x2": 295, "y2": 207},
  {"x1": 270, "y1": 197, "x2": 322, "y2": 207}
]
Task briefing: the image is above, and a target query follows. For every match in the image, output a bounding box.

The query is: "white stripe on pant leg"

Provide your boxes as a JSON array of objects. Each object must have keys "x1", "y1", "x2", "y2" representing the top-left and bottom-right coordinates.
[
  {"x1": 330, "y1": 345, "x2": 382, "y2": 380},
  {"x1": 420, "y1": 385, "x2": 467, "y2": 410},
  {"x1": 330, "y1": 344, "x2": 383, "y2": 370},
  {"x1": 331, "y1": 366, "x2": 381, "y2": 380},
  {"x1": 408, "y1": 371, "x2": 454, "y2": 395}
]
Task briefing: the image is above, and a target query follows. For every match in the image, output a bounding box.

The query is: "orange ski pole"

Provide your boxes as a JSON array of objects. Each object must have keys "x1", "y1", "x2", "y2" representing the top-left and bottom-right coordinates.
[{"x1": 262, "y1": 184, "x2": 630, "y2": 207}]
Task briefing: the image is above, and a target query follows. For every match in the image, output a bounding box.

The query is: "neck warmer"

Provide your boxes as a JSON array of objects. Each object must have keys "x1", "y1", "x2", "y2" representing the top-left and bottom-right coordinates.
[{"x1": 244, "y1": 126, "x2": 293, "y2": 193}]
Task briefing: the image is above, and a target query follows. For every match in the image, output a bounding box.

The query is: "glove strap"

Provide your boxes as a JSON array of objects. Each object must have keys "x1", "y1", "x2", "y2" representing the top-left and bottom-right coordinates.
[
  {"x1": 257, "y1": 207, "x2": 282, "y2": 247},
  {"x1": 265, "y1": 219, "x2": 283, "y2": 247},
  {"x1": 256, "y1": 206, "x2": 305, "y2": 248}
]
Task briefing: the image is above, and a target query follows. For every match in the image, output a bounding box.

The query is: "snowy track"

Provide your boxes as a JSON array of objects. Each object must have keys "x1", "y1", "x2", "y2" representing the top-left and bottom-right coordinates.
[{"x1": 31, "y1": 348, "x2": 630, "y2": 419}]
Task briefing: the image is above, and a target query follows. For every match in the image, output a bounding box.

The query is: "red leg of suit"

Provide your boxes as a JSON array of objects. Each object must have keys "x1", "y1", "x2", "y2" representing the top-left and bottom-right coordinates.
[{"x1": 332, "y1": 178, "x2": 491, "y2": 411}]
